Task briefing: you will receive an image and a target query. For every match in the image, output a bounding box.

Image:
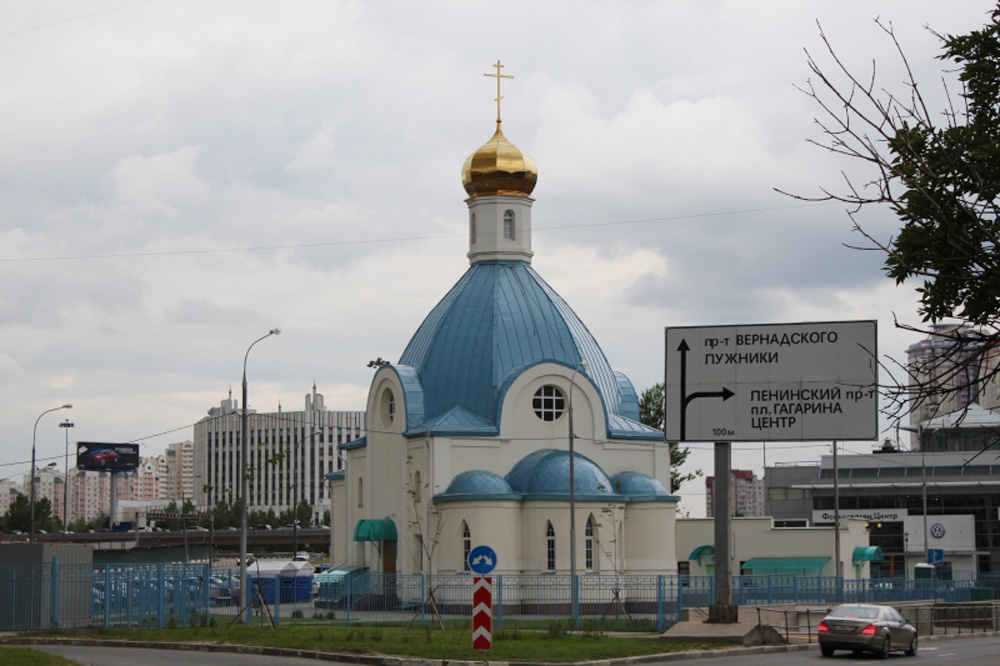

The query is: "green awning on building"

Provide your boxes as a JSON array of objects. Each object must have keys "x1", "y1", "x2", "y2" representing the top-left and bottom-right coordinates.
[
  {"x1": 853, "y1": 546, "x2": 884, "y2": 562},
  {"x1": 353, "y1": 518, "x2": 397, "y2": 542},
  {"x1": 688, "y1": 545, "x2": 715, "y2": 563},
  {"x1": 741, "y1": 557, "x2": 829, "y2": 573}
]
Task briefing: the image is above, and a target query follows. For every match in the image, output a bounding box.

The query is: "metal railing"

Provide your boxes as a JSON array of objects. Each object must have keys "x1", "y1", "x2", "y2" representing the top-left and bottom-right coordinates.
[{"x1": 3, "y1": 561, "x2": 999, "y2": 632}]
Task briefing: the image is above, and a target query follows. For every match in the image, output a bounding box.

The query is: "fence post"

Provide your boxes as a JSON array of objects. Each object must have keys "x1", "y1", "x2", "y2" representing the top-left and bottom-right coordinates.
[
  {"x1": 656, "y1": 575, "x2": 664, "y2": 633},
  {"x1": 497, "y1": 574, "x2": 503, "y2": 629},
  {"x1": 676, "y1": 574, "x2": 683, "y2": 627},
  {"x1": 49, "y1": 556, "x2": 59, "y2": 629},
  {"x1": 572, "y1": 573, "x2": 580, "y2": 629},
  {"x1": 345, "y1": 570, "x2": 352, "y2": 625},
  {"x1": 273, "y1": 576, "x2": 281, "y2": 625},
  {"x1": 156, "y1": 562, "x2": 165, "y2": 629},
  {"x1": 103, "y1": 564, "x2": 111, "y2": 629}
]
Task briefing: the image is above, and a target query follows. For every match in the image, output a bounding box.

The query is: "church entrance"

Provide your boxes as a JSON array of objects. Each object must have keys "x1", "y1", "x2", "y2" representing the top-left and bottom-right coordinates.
[{"x1": 382, "y1": 540, "x2": 397, "y2": 575}]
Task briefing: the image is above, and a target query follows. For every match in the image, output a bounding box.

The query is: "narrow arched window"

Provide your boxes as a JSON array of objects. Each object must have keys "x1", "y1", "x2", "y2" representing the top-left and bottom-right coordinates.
[
  {"x1": 546, "y1": 521, "x2": 556, "y2": 571},
  {"x1": 470, "y1": 212, "x2": 476, "y2": 244},
  {"x1": 585, "y1": 515, "x2": 595, "y2": 571},
  {"x1": 503, "y1": 210, "x2": 515, "y2": 240},
  {"x1": 357, "y1": 477, "x2": 363, "y2": 507},
  {"x1": 462, "y1": 522, "x2": 471, "y2": 572}
]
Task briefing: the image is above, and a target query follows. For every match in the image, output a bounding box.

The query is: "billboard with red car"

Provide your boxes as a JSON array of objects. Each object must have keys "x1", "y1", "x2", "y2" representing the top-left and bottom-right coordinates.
[{"x1": 76, "y1": 442, "x2": 139, "y2": 471}]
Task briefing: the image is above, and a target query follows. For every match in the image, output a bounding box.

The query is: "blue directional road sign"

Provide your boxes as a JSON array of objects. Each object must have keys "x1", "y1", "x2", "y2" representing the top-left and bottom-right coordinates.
[
  {"x1": 927, "y1": 548, "x2": 944, "y2": 565},
  {"x1": 468, "y1": 545, "x2": 497, "y2": 575}
]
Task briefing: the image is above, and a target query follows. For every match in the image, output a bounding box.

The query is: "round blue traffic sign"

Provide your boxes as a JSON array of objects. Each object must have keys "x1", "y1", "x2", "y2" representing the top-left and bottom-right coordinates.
[{"x1": 468, "y1": 545, "x2": 497, "y2": 574}]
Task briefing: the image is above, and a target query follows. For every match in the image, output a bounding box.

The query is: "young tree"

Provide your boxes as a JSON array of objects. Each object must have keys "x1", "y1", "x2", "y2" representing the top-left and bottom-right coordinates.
[
  {"x1": 638, "y1": 383, "x2": 701, "y2": 493},
  {"x1": 784, "y1": 4, "x2": 1000, "y2": 420}
]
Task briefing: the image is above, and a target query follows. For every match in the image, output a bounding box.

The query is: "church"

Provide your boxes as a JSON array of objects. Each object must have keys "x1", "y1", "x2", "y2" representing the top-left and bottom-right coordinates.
[{"x1": 329, "y1": 68, "x2": 679, "y2": 577}]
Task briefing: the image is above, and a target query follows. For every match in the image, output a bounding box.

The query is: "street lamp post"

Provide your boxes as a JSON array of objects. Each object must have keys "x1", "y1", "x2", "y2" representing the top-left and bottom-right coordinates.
[
  {"x1": 567, "y1": 360, "x2": 587, "y2": 625},
  {"x1": 59, "y1": 419, "x2": 74, "y2": 532},
  {"x1": 240, "y1": 328, "x2": 280, "y2": 622},
  {"x1": 30, "y1": 404, "x2": 72, "y2": 543}
]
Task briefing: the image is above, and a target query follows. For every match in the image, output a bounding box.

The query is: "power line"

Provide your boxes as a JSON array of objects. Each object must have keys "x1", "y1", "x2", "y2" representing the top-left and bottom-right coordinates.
[
  {"x1": 0, "y1": 202, "x2": 833, "y2": 264},
  {"x1": 0, "y1": 1, "x2": 157, "y2": 39}
]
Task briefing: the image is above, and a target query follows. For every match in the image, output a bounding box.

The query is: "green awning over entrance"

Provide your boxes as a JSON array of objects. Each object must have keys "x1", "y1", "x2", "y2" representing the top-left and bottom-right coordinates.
[
  {"x1": 688, "y1": 545, "x2": 715, "y2": 563},
  {"x1": 741, "y1": 557, "x2": 829, "y2": 573},
  {"x1": 353, "y1": 518, "x2": 397, "y2": 542},
  {"x1": 853, "y1": 546, "x2": 884, "y2": 562}
]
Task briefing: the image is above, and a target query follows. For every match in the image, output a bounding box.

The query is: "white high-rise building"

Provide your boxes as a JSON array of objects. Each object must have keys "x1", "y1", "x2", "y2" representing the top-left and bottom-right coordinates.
[
  {"x1": 193, "y1": 385, "x2": 364, "y2": 523},
  {"x1": 906, "y1": 323, "x2": 996, "y2": 434},
  {"x1": 706, "y1": 469, "x2": 765, "y2": 518},
  {"x1": 22, "y1": 466, "x2": 65, "y2": 525},
  {"x1": 164, "y1": 440, "x2": 195, "y2": 502}
]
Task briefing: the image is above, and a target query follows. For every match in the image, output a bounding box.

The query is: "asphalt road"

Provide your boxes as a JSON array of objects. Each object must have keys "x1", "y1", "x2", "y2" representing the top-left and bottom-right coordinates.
[{"x1": 34, "y1": 635, "x2": 1000, "y2": 666}]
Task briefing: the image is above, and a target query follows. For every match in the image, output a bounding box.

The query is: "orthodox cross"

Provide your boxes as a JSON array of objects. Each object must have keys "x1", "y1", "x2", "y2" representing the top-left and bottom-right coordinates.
[{"x1": 484, "y1": 60, "x2": 513, "y2": 125}]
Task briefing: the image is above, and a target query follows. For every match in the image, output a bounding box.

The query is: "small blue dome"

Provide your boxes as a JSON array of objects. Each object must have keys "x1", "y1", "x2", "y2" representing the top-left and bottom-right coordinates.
[
  {"x1": 505, "y1": 449, "x2": 614, "y2": 499},
  {"x1": 609, "y1": 471, "x2": 670, "y2": 497},
  {"x1": 443, "y1": 469, "x2": 514, "y2": 495}
]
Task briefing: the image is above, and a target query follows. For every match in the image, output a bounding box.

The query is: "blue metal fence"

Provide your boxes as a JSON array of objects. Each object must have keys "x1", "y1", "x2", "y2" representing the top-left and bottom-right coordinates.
[
  {"x1": 0, "y1": 561, "x2": 210, "y2": 631},
  {"x1": 4, "y1": 561, "x2": 999, "y2": 631}
]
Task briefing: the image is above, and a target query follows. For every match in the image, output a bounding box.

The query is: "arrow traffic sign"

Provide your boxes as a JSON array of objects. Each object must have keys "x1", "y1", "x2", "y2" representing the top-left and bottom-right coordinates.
[{"x1": 665, "y1": 321, "x2": 877, "y2": 442}]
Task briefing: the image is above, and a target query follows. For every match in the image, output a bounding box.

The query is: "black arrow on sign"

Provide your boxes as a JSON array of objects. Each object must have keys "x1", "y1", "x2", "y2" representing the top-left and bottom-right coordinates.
[{"x1": 676, "y1": 339, "x2": 735, "y2": 440}]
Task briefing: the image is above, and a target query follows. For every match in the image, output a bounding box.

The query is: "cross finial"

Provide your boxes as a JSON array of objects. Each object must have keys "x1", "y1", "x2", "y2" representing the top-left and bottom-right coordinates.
[{"x1": 484, "y1": 60, "x2": 513, "y2": 127}]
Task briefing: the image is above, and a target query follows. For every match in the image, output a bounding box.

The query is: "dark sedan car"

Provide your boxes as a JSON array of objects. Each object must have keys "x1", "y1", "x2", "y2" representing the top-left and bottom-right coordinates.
[{"x1": 818, "y1": 603, "x2": 917, "y2": 658}]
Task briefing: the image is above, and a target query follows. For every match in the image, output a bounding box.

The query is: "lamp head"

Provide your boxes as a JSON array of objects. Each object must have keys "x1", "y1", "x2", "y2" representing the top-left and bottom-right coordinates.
[
  {"x1": 62, "y1": 404, "x2": 73, "y2": 409},
  {"x1": 270, "y1": 328, "x2": 281, "y2": 336}
]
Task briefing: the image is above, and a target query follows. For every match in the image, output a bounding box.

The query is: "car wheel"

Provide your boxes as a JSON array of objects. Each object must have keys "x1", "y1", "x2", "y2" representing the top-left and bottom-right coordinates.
[
  {"x1": 820, "y1": 645, "x2": 834, "y2": 657},
  {"x1": 905, "y1": 634, "x2": 918, "y2": 656},
  {"x1": 879, "y1": 635, "x2": 891, "y2": 659}
]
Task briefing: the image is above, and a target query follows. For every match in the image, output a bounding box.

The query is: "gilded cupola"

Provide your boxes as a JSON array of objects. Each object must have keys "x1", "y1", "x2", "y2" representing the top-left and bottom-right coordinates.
[{"x1": 461, "y1": 122, "x2": 538, "y2": 198}]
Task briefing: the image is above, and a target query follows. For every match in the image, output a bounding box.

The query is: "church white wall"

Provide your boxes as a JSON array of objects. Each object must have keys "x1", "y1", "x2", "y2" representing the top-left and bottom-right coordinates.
[
  {"x1": 623, "y1": 502, "x2": 678, "y2": 574},
  {"x1": 436, "y1": 502, "x2": 522, "y2": 573}
]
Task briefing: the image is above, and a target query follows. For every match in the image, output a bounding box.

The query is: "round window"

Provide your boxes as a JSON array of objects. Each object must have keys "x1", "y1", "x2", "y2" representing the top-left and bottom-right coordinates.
[
  {"x1": 381, "y1": 388, "x2": 396, "y2": 425},
  {"x1": 533, "y1": 385, "x2": 565, "y2": 421}
]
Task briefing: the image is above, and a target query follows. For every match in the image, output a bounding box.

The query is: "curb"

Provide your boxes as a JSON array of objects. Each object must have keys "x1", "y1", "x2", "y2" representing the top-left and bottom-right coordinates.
[{"x1": 4, "y1": 631, "x2": 1000, "y2": 665}]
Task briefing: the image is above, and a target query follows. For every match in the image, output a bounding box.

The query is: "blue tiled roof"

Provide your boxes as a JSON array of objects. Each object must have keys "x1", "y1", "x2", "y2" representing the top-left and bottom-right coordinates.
[
  {"x1": 435, "y1": 469, "x2": 521, "y2": 503},
  {"x1": 396, "y1": 260, "x2": 660, "y2": 440},
  {"x1": 505, "y1": 449, "x2": 615, "y2": 500}
]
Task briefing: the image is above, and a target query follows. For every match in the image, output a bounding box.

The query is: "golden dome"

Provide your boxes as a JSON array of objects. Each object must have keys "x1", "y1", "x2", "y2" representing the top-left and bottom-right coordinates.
[{"x1": 462, "y1": 123, "x2": 537, "y2": 198}]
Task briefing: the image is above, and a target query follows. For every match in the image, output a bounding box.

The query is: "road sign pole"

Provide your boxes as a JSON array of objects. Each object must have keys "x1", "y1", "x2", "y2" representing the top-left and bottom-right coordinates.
[
  {"x1": 709, "y1": 441, "x2": 737, "y2": 623},
  {"x1": 472, "y1": 576, "x2": 493, "y2": 650}
]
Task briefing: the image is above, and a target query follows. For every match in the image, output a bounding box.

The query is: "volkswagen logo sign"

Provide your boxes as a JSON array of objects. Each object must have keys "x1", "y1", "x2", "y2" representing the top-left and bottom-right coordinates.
[{"x1": 930, "y1": 522, "x2": 946, "y2": 539}]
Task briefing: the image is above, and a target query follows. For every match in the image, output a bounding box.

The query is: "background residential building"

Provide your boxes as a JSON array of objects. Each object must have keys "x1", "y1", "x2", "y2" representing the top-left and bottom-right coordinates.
[{"x1": 706, "y1": 469, "x2": 764, "y2": 517}]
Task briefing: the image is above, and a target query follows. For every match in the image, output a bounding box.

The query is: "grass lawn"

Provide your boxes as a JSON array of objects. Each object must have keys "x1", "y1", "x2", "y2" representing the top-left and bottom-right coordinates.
[
  {"x1": 24, "y1": 623, "x2": 742, "y2": 662},
  {"x1": 0, "y1": 645, "x2": 84, "y2": 666}
]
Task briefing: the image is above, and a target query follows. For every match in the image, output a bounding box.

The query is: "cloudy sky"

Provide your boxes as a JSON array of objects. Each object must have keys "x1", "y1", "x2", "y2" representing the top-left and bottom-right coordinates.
[{"x1": 2, "y1": 0, "x2": 994, "y2": 517}]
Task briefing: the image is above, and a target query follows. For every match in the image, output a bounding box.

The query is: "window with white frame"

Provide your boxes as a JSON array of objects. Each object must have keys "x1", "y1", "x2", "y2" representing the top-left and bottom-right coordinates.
[
  {"x1": 503, "y1": 210, "x2": 515, "y2": 240},
  {"x1": 462, "y1": 522, "x2": 471, "y2": 572},
  {"x1": 546, "y1": 521, "x2": 556, "y2": 571}
]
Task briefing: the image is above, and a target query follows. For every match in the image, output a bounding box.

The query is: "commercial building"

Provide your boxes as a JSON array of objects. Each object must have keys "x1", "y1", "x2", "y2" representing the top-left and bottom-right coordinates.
[
  {"x1": 193, "y1": 385, "x2": 363, "y2": 523},
  {"x1": 677, "y1": 517, "x2": 877, "y2": 579},
  {"x1": 767, "y1": 448, "x2": 997, "y2": 577}
]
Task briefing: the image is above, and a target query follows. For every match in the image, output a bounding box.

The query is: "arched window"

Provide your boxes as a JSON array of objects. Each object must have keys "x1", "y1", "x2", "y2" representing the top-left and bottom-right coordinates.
[
  {"x1": 413, "y1": 471, "x2": 421, "y2": 502},
  {"x1": 546, "y1": 521, "x2": 556, "y2": 571},
  {"x1": 357, "y1": 477, "x2": 363, "y2": 507},
  {"x1": 503, "y1": 210, "x2": 515, "y2": 240},
  {"x1": 585, "y1": 515, "x2": 596, "y2": 571},
  {"x1": 462, "y1": 522, "x2": 471, "y2": 572},
  {"x1": 470, "y1": 212, "x2": 476, "y2": 244}
]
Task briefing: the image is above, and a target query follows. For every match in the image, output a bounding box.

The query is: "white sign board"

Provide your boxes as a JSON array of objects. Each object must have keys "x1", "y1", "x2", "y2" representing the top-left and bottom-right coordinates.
[{"x1": 665, "y1": 321, "x2": 877, "y2": 442}]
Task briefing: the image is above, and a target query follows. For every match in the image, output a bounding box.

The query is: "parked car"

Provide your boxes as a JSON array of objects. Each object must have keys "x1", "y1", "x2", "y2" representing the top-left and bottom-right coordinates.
[{"x1": 818, "y1": 603, "x2": 917, "y2": 658}]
